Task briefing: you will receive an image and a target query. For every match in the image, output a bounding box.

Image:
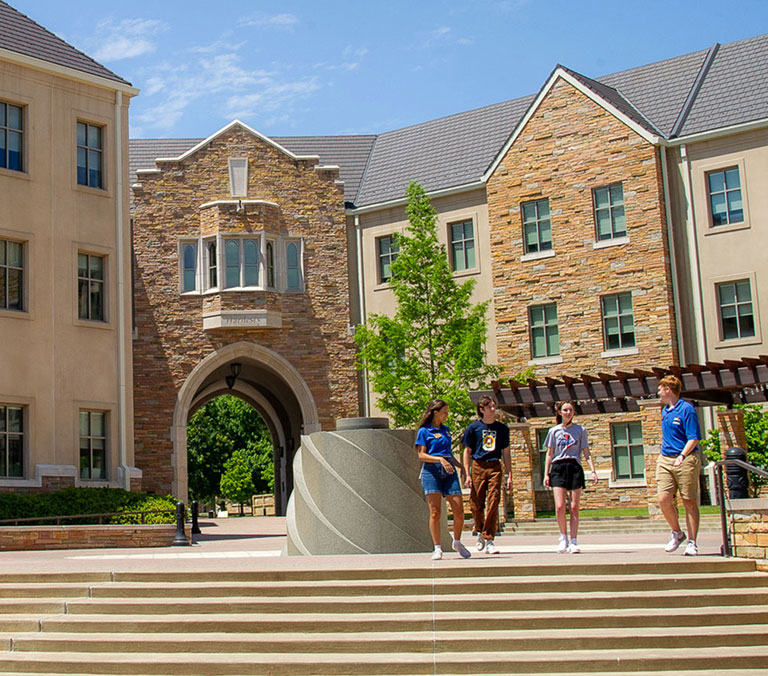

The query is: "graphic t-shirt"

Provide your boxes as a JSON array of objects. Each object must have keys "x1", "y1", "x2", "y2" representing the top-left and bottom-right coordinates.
[
  {"x1": 544, "y1": 423, "x2": 589, "y2": 463},
  {"x1": 416, "y1": 424, "x2": 453, "y2": 458},
  {"x1": 661, "y1": 398, "x2": 700, "y2": 457},
  {"x1": 461, "y1": 420, "x2": 510, "y2": 462}
]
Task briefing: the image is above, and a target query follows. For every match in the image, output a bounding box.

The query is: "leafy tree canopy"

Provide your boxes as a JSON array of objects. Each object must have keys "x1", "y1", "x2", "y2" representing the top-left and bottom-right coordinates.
[
  {"x1": 219, "y1": 449, "x2": 256, "y2": 515},
  {"x1": 187, "y1": 395, "x2": 273, "y2": 502},
  {"x1": 355, "y1": 181, "x2": 499, "y2": 440}
]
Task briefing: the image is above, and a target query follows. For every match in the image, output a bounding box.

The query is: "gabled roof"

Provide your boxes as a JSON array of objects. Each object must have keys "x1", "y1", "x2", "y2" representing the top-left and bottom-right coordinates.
[
  {"x1": 129, "y1": 127, "x2": 376, "y2": 204},
  {"x1": 0, "y1": 0, "x2": 131, "y2": 86}
]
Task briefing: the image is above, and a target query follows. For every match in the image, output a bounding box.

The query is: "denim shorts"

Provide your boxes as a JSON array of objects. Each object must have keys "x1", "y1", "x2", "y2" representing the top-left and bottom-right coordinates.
[{"x1": 420, "y1": 461, "x2": 463, "y2": 496}]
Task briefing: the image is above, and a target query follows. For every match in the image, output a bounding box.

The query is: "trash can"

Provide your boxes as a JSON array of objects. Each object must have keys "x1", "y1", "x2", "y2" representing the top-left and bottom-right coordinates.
[{"x1": 725, "y1": 447, "x2": 749, "y2": 499}]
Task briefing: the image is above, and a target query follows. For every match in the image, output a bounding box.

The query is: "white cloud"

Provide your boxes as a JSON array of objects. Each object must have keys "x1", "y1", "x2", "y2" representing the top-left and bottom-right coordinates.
[
  {"x1": 89, "y1": 18, "x2": 167, "y2": 62},
  {"x1": 238, "y1": 12, "x2": 299, "y2": 29}
]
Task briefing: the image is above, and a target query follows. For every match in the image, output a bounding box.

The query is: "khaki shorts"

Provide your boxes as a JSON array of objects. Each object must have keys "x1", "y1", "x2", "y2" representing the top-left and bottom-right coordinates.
[{"x1": 656, "y1": 453, "x2": 701, "y2": 501}]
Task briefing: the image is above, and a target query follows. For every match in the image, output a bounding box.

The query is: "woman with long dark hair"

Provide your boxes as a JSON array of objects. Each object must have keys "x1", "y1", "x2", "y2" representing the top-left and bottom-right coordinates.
[
  {"x1": 415, "y1": 399, "x2": 471, "y2": 560},
  {"x1": 543, "y1": 401, "x2": 598, "y2": 554}
]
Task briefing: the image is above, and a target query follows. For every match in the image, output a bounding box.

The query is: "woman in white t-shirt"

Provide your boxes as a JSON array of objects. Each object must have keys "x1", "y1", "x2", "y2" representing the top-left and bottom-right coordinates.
[{"x1": 543, "y1": 401, "x2": 598, "y2": 554}]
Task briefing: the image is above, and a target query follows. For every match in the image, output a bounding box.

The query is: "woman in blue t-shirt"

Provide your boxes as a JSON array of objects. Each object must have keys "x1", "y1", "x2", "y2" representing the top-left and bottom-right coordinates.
[
  {"x1": 415, "y1": 399, "x2": 471, "y2": 561},
  {"x1": 543, "y1": 401, "x2": 598, "y2": 554}
]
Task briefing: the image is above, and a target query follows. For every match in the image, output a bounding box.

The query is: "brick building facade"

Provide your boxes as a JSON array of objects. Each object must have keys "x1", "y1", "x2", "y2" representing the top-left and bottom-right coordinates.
[{"x1": 131, "y1": 122, "x2": 357, "y2": 508}]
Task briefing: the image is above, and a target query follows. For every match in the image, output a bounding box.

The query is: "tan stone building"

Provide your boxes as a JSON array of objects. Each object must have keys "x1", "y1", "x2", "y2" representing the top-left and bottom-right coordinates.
[{"x1": 0, "y1": 3, "x2": 138, "y2": 492}]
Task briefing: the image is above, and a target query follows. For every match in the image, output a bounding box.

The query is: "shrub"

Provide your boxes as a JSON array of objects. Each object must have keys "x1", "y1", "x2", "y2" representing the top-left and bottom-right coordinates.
[{"x1": 0, "y1": 487, "x2": 176, "y2": 525}]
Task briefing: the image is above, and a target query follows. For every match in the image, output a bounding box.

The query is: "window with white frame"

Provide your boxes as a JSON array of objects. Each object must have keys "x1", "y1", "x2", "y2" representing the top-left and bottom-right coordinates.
[
  {"x1": 593, "y1": 183, "x2": 626, "y2": 241},
  {"x1": 602, "y1": 292, "x2": 635, "y2": 350},
  {"x1": 377, "y1": 235, "x2": 399, "y2": 283},
  {"x1": 717, "y1": 280, "x2": 755, "y2": 340},
  {"x1": 0, "y1": 238, "x2": 24, "y2": 311},
  {"x1": 181, "y1": 242, "x2": 197, "y2": 293},
  {"x1": 286, "y1": 240, "x2": 301, "y2": 290},
  {"x1": 0, "y1": 405, "x2": 24, "y2": 478},
  {"x1": 529, "y1": 303, "x2": 559, "y2": 359},
  {"x1": 77, "y1": 253, "x2": 105, "y2": 321},
  {"x1": 0, "y1": 101, "x2": 23, "y2": 172},
  {"x1": 205, "y1": 240, "x2": 218, "y2": 290},
  {"x1": 76, "y1": 121, "x2": 103, "y2": 188},
  {"x1": 449, "y1": 219, "x2": 475, "y2": 271},
  {"x1": 522, "y1": 199, "x2": 552, "y2": 254},
  {"x1": 707, "y1": 167, "x2": 744, "y2": 227},
  {"x1": 79, "y1": 410, "x2": 106, "y2": 480},
  {"x1": 224, "y1": 238, "x2": 260, "y2": 288},
  {"x1": 611, "y1": 422, "x2": 644, "y2": 480},
  {"x1": 536, "y1": 427, "x2": 550, "y2": 485}
]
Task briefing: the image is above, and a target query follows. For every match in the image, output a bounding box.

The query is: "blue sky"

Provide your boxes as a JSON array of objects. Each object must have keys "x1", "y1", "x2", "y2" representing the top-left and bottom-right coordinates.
[{"x1": 11, "y1": 1, "x2": 768, "y2": 139}]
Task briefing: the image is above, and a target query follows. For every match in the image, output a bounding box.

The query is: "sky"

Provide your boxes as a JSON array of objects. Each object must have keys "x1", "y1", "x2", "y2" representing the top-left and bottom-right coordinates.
[{"x1": 10, "y1": 1, "x2": 768, "y2": 139}]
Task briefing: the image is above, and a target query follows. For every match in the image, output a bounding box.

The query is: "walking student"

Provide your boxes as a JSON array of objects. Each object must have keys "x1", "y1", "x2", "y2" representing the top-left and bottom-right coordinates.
[
  {"x1": 462, "y1": 395, "x2": 511, "y2": 555},
  {"x1": 656, "y1": 375, "x2": 702, "y2": 556},
  {"x1": 543, "y1": 401, "x2": 598, "y2": 553},
  {"x1": 415, "y1": 399, "x2": 471, "y2": 561}
]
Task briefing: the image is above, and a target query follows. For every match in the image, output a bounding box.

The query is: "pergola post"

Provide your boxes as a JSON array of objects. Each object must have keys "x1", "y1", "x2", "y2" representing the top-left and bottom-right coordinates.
[
  {"x1": 508, "y1": 423, "x2": 537, "y2": 522},
  {"x1": 716, "y1": 408, "x2": 747, "y2": 458}
]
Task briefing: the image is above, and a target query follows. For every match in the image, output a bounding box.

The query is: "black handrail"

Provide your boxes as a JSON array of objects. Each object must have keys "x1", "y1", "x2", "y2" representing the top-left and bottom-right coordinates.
[
  {"x1": 714, "y1": 458, "x2": 768, "y2": 557},
  {"x1": 0, "y1": 508, "x2": 176, "y2": 527}
]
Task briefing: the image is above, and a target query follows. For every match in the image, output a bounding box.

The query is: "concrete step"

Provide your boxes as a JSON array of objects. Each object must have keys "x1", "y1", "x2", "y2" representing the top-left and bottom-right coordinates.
[
  {"x1": 61, "y1": 585, "x2": 768, "y2": 615},
  {"x1": 2, "y1": 645, "x2": 768, "y2": 674},
  {"x1": 506, "y1": 514, "x2": 723, "y2": 534},
  {"x1": 10, "y1": 624, "x2": 768, "y2": 654},
  {"x1": 0, "y1": 584, "x2": 92, "y2": 599},
  {"x1": 86, "y1": 571, "x2": 768, "y2": 598}
]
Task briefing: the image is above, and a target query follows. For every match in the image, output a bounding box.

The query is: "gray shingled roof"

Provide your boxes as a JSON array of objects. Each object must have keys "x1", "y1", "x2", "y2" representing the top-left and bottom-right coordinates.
[
  {"x1": 129, "y1": 32, "x2": 768, "y2": 211},
  {"x1": 128, "y1": 135, "x2": 375, "y2": 204},
  {"x1": 678, "y1": 33, "x2": 768, "y2": 136},
  {"x1": 0, "y1": 1, "x2": 130, "y2": 86},
  {"x1": 354, "y1": 95, "x2": 534, "y2": 207}
]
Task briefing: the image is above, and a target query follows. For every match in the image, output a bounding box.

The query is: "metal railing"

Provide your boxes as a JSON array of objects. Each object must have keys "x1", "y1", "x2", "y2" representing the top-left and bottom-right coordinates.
[
  {"x1": 715, "y1": 458, "x2": 768, "y2": 557},
  {"x1": 0, "y1": 509, "x2": 175, "y2": 526}
]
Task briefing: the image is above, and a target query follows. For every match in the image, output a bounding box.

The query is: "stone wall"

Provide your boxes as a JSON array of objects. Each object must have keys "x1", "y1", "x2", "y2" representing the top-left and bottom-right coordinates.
[
  {"x1": 487, "y1": 77, "x2": 678, "y2": 510},
  {"x1": 729, "y1": 500, "x2": 768, "y2": 559},
  {"x1": 0, "y1": 524, "x2": 185, "y2": 551},
  {"x1": 132, "y1": 125, "x2": 358, "y2": 495}
]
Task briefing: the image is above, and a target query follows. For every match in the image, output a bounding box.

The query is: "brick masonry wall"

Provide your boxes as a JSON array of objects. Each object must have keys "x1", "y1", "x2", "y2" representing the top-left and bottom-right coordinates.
[
  {"x1": 0, "y1": 524, "x2": 185, "y2": 551},
  {"x1": 132, "y1": 126, "x2": 358, "y2": 495},
  {"x1": 487, "y1": 79, "x2": 678, "y2": 511},
  {"x1": 731, "y1": 509, "x2": 768, "y2": 559}
]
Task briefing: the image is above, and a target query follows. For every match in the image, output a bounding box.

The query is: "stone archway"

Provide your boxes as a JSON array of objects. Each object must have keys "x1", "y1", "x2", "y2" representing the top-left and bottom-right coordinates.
[{"x1": 171, "y1": 341, "x2": 321, "y2": 512}]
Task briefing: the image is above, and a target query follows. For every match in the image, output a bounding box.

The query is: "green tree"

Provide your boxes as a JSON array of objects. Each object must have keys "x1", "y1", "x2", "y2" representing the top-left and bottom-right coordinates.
[
  {"x1": 187, "y1": 395, "x2": 273, "y2": 503},
  {"x1": 355, "y1": 181, "x2": 498, "y2": 439},
  {"x1": 219, "y1": 450, "x2": 256, "y2": 516},
  {"x1": 699, "y1": 404, "x2": 768, "y2": 495}
]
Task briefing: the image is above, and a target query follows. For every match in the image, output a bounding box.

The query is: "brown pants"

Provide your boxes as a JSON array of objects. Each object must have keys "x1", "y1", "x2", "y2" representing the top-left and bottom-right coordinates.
[{"x1": 470, "y1": 459, "x2": 502, "y2": 541}]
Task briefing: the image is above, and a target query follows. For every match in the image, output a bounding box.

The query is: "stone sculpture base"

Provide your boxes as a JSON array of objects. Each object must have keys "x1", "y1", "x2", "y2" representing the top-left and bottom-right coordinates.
[{"x1": 285, "y1": 418, "x2": 452, "y2": 555}]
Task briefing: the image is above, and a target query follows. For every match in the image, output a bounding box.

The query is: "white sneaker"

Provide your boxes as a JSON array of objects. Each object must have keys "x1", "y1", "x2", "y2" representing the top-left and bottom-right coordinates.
[
  {"x1": 568, "y1": 539, "x2": 580, "y2": 554},
  {"x1": 557, "y1": 535, "x2": 568, "y2": 554},
  {"x1": 485, "y1": 541, "x2": 499, "y2": 555},
  {"x1": 683, "y1": 540, "x2": 698, "y2": 556},
  {"x1": 476, "y1": 535, "x2": 485, "y2": 551},
  {"x1": 431, "y1": 548, "x2": 443, "y2": 560},
  {"x1": 452, "y1": 540, "x2": 471, "y2": 559},
  {"x1": 664, "y1": 531, "x2": 686, "y2": 553}
]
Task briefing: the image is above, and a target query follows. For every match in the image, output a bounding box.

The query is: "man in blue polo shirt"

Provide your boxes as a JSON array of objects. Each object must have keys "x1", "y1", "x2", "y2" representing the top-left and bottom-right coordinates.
[{"x1": 657, "y1": 375, "x2": 701, "y2": 556}]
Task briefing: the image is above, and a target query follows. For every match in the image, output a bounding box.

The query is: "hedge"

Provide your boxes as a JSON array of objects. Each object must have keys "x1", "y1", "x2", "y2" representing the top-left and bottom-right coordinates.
[{"x1": 0, "y1": 487, "x2": 177, "y2": 525}]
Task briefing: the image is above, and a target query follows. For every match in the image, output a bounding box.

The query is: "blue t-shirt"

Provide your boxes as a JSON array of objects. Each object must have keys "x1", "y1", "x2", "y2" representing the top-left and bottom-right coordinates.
[
  {"x1": 461, "y1": 420, "x2": 510, "y2": 461},
  {"x1": 416, "y1": 424, "x2": 453, "y2": 458},
  {"x1": 544, "y1": 423, "x2": 589, "y2": 463},
  {"x1": 661, "y1": 398, "x2": 700, "y2": 457}
]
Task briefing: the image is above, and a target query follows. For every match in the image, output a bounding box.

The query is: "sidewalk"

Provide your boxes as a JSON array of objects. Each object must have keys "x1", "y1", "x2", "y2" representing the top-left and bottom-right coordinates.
[{"x1": 0, "y1": 516, "x2": 728, "y2": 575}]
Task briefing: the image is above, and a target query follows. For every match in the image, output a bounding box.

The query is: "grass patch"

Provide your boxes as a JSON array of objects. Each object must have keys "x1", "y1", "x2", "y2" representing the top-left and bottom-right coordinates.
[{"x1": 532, "y1": 505, "x2": 722, "y2": 519}]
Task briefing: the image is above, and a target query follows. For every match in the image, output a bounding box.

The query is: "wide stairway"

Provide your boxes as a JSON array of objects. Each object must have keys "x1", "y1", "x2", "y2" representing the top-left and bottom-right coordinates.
[{"x1": 0, "y1": 558, "x2": 767, "y2": 675}]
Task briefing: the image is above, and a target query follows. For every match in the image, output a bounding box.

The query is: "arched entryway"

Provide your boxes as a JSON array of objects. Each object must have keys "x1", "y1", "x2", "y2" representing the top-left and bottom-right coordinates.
[{"x1": 171, "y1": 341, "x2": 320, "y2": 514}]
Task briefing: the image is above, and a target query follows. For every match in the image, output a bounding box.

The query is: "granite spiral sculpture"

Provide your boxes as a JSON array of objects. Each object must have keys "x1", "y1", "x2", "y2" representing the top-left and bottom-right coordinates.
[{"x1": 285, "y1": 419, "x2": 452, "y2": 555}]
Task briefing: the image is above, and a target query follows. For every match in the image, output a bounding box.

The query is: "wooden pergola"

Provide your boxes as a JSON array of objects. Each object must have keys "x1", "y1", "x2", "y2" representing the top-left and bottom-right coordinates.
[{"x1": 470, "y1": 356, "x2": 768, "y2": 420}]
